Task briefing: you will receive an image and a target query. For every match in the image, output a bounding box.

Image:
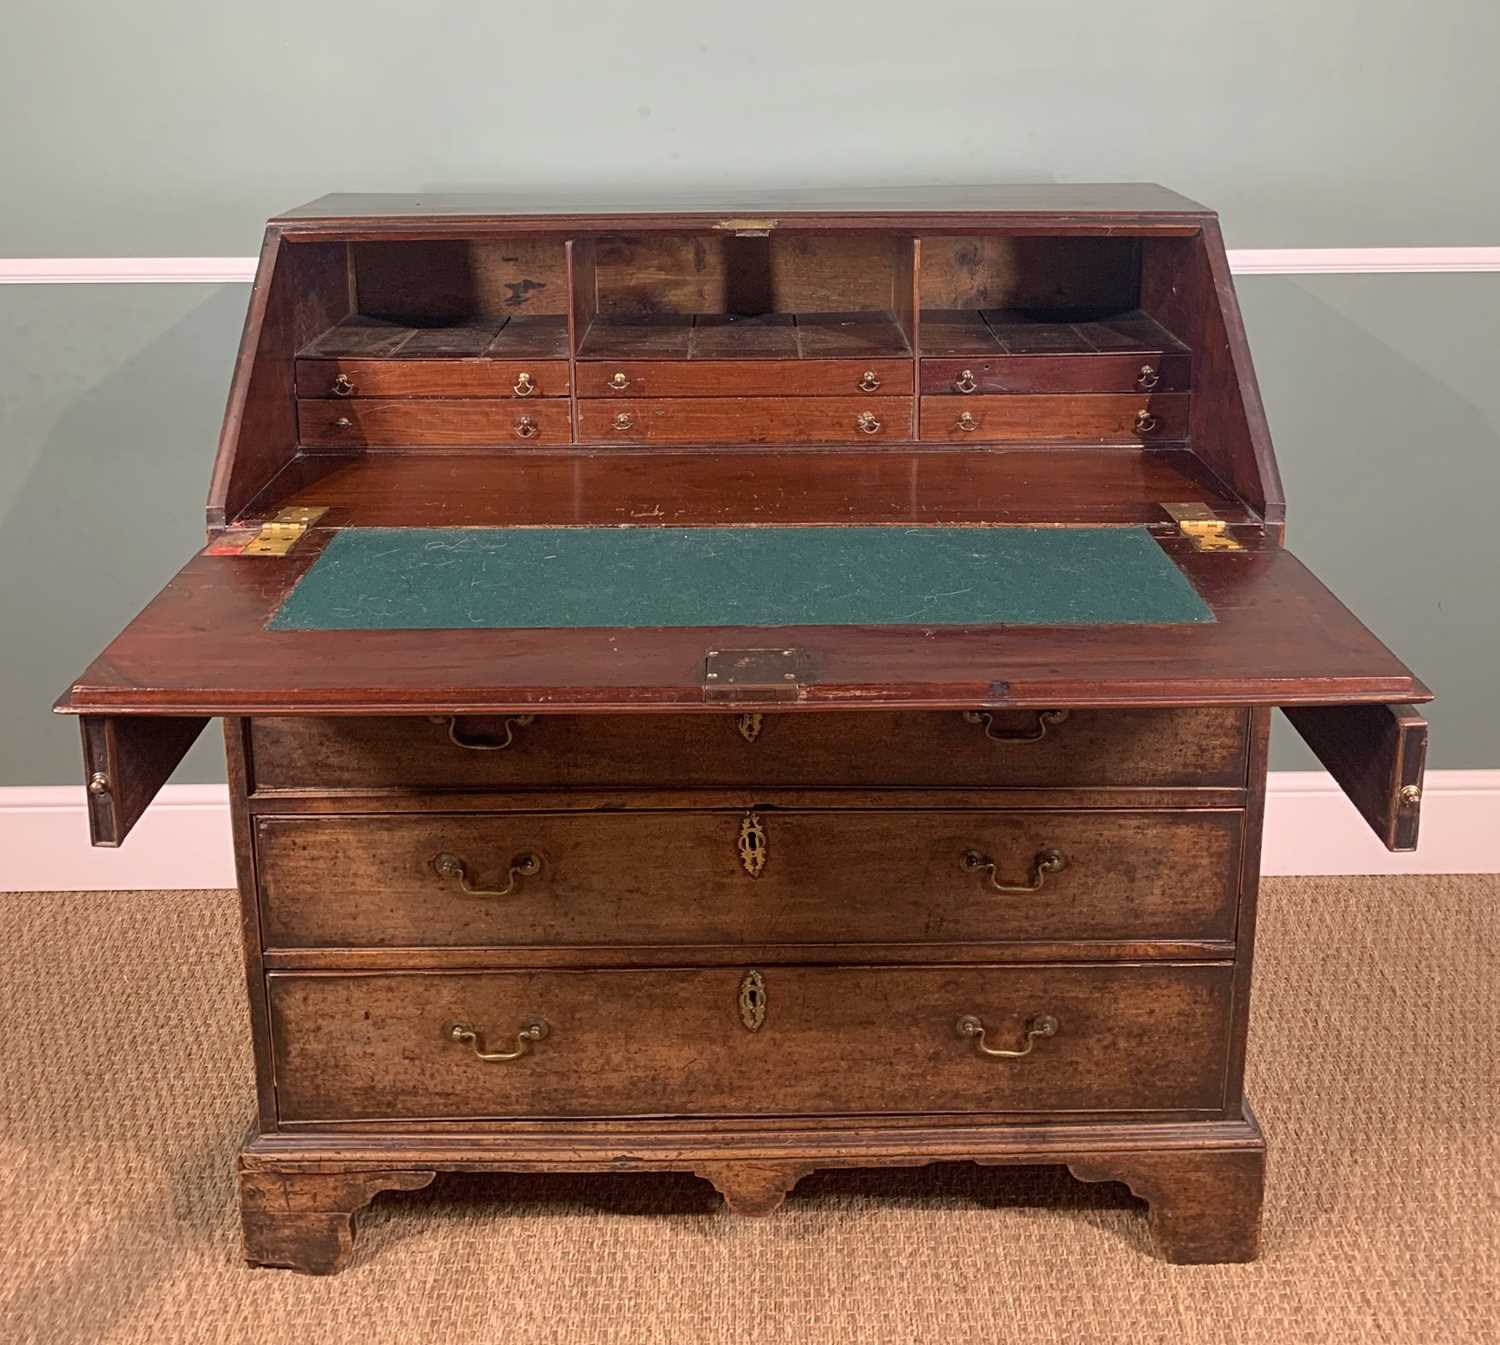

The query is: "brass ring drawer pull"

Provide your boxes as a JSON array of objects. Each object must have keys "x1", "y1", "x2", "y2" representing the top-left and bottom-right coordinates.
[
  {"x1": 331, "y1": 373, "x2": 356, "y2": 397},
  {"x1": 1137, "y1": 363, "x2": 1161, "y2": 391},
  {"x1": 334, "y1": 416, "x2": 353, "y2": 429},
  {"x1": 609, "y1": 371, "x2": 631, "y2": 391},
  {"x1": 515, "y1": 415, "x2": 539, "y2": 439},
  {"x1": 956, "y1": 1013, "x2": 1058, "y2": 1059},
  {"x1": 1135, "y1": 408, "x2": 1159, "y2": 434},
  {"x1": 954, "y1": 369, "x2": 978, "y2": 393},
  {"x1": 857, "y1": 370, "x2": 882, "y2": 392},
  {"x1": 856, "y1": 411, "x2": 881, "y2": 434},
  {"x1": 433, "y1": 851, "x2": 542, "y2": 898},
  {"x1": 513, "y1": 372, "x2": 536, "y2": 397},
  {"x1": 962, "y1": 708, "x2": 1069, "y2": 742},
  {"x1": 434, "y1": 714, "x2": 535, "y2": 750},
  {"x1": 612, "y1": 412, "x2": 635, "y2": 432},
  {"x1": 961, "y1": 847, "x2": 1068, "y2": 894},
  {"x1": 956, "y1": 411, "x2": 978, "y2": 433},
  {"x1": 447, "y1": 1019, "x2": 549, "y2": 1062}
]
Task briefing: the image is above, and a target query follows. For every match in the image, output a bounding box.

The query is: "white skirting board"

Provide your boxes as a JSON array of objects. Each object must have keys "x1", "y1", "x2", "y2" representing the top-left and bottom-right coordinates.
[{"x1": 1, "y1": 771, "x2": 1495, "y2": 892}]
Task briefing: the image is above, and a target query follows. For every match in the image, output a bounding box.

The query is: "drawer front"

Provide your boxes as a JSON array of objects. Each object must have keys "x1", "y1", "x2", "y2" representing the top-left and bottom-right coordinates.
[
  {"x1": 576, "y1": 397, "x2": 913, "y2": 445},
  {"x1": 296, "y1": 358, "x2": 570, "y2": 400},
  {"x1": 575, "y1": 359, "x2": 913, "y2": 398},
  {"x1": 919, "y1": 394, "x2": 1190, "y2": 443},
  {"x1": 920, "y1": 354, "x2": 1191, "y2": 396},
  {"x1": 269, "y1": 962, "x2": 1234, "y2": 1121},
  {"x1": 249, "y1": 709, "x2": 1249, "y2": 792},
  {"x1": 255, "y1": 809, "x2": 1242, "y2": 949},
  {"x1": 299, "y1": 398, "x2": 573, "y2": 447}
]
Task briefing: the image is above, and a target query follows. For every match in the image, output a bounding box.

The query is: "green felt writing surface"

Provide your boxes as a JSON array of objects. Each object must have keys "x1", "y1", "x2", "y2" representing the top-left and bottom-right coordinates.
[{"x1": 267, "y1": 526, "x2": 1214, "y2": 631}]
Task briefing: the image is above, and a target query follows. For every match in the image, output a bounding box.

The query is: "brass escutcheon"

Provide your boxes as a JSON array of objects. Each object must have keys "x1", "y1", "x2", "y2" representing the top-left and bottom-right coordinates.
[
  {"x1": 736, "y1": 712, "x2": 764, "y2": 743},
  {"x1": 1137, "y1": 363, "x2": 1161, "y2": 391},
  {"x1": 738, "y1": 970, "x2": 767, "y2": 1032},
  {"x1": 447, "y1": 1019, "x2": 549, "y2": 1062},
  {"x1": 962, "y1": 708, "x2": 1069, "y2": 743},
  {"x1": 956, "y1": 1013, "x2": 1058, "y2": 1059},
  {"x1": 331, "y1": 373, "x2": 356, "y2": 397},
  {"x1": 738, "y1": 813, "x2": 767, "y2": 878},
  {"x1": 433, "y1": 851, "x2": 542, "y2": 899},
  {"x1": 961, "y1": 847, "x2": 1068, "y2": 895},
  {"x1": 513, "y1": 372, "x2": 536, "y2": 397},
  {"x1": 954, "y1": 369, "x2": 978, "y2": 393},
  {"x1": 857, "y1": 370, "x2": 881, "y2": 392}
]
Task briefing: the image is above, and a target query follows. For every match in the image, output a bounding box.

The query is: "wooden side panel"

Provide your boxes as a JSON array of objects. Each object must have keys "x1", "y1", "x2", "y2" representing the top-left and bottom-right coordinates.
[
  {"x1": 1282, "y1": 703, "x2": 1428, "y2": 850},
  {"x1": 207, "y1": 231, "x2": 350, "y2": 528},
  {"x1": 1140, "y1": 226, "x2": 1285, "y2": 526},
  {"x1": 79, "y1": 714, "x2": 209, "y2": 846}
]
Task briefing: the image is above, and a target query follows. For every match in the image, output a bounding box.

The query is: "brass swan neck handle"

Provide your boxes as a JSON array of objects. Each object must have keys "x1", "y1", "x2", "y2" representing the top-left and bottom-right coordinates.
[
  {"x1": 961, "y1": 847, "x2": 1067, "y2": 895},
  {"x1": 447, "y1": 1020, "x2": 549, "y2": 1062},
  {"x1": 433, "y1": 852, "x2": 542, "y2": 898},
  {"x1": 956, "y1": 1014, "x2": 1058, "y2": 1059}
]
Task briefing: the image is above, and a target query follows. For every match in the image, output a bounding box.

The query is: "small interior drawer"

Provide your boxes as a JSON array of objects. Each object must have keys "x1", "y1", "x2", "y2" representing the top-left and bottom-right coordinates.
[
  {"x1": 574, "y1": 359, "x2": 913, "y2": 398},
  {"x1": 918, "y1": 393, "x2": 1189, "y2": 443},
  {"x1": 576, "y1": 397, "x2": 913, "y2": 445},
  {"x1": 920, "y1": 353, "x2": 1191, "y2": 396},
  {"x1": 298, "y1": 398, "x2": 573, "y2": 447},
  {"x1": 296, "y1": 358, "x2": 570, "y2": 400},
  {"x1": 269, "y1": 962, "x2": 1234, "y2": 1121}
]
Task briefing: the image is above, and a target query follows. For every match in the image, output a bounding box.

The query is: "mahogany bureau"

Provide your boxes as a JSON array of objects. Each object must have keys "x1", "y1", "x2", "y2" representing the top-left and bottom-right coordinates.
[{"x1": 56, "y1": 186, "x2": 1429, "y2": 1273}]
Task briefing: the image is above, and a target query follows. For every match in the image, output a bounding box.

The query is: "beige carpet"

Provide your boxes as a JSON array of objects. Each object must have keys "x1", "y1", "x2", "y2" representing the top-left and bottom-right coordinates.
[{"x1": 2, "y1": 876, "x2": 1496, "y2": 1345}]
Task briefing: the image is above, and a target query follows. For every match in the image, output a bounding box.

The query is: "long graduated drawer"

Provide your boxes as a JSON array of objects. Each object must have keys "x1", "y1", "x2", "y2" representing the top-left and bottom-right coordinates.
[
  {"x1": 268, "y1": 963, "x2": 1235, "y2": 1122},
  {"x1": 248, "y1": 709, "x2": 1250, "y2": 792},
  {"x1": 254, "y1": 808, "x2": 1243, "y2": 949}
]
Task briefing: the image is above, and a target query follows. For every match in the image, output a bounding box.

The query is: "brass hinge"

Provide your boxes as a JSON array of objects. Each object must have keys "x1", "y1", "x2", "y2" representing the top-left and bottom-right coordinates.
[
  {"x1": 1160, "y1": 502, "x2": 1243, "y2": 552},
  {"x1": 240, "y1": 506, "x2": 327, "y2": 556}
]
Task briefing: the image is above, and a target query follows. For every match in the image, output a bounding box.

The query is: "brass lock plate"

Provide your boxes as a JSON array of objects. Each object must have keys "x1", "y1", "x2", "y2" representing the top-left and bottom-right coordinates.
[{"x1": 704, "y1": 647, "x2": 814, "y2": 703}]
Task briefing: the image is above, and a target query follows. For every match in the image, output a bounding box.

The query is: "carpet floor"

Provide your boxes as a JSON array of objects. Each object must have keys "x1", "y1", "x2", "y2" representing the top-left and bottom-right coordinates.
[{"x1": 1, "y1": 876, "x2": 1496, "y2": 1345}]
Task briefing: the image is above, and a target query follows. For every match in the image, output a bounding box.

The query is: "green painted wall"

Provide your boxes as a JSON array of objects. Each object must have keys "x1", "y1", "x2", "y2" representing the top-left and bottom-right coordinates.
[{"x1": 1, "y1": 2, "x2": 1496, "y2": 255}]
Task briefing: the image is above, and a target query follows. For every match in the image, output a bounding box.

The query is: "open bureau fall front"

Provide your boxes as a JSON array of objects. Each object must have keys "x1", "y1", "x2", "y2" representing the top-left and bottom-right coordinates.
[{"x1": 56, "y1": 186, "x2": 1430, "y2": 1272}]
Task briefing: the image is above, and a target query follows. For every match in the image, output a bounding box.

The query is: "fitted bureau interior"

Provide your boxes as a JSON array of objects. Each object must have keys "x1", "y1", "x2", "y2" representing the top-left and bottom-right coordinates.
[{"x1": 289, "y1": 229, "x2": 1193, "y2": 452}]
